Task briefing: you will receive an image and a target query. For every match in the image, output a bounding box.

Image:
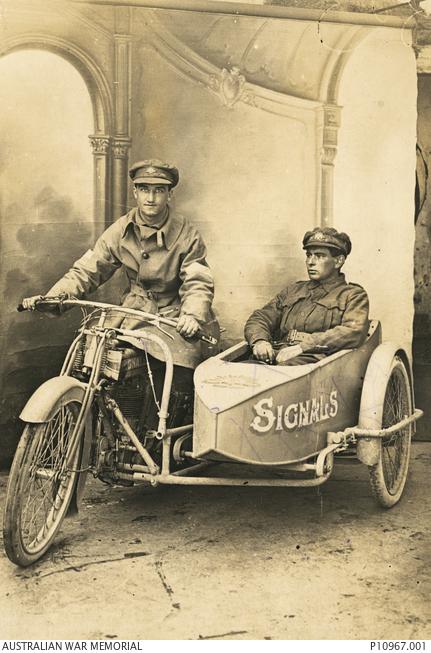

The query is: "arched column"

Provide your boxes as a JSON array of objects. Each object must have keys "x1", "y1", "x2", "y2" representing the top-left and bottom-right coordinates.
[
  {"x1": 112, "y1": 26, "x2": 132, "y2": 218},
  {"x1": 318, "y1": 27, "x2": 372, "y2": 225},
  {"x1": 89, "y1": 135, "x2": 112, "y2": 231},
  {"x1": 320, "y1": 104, "x2": 341, "y2": 226},
  {"x1": 112, "y1": 137, "x2": 132, "y2": 218},
  {"x1": 0, "y1": 34, "x2": 115, "y2": 226}
]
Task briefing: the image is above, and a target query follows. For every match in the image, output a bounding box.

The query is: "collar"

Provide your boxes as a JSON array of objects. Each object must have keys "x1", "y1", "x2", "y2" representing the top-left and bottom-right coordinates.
[
  {"x1": 121, "y1": 207, "x2": 184, "y2": 250},
  {"x1": 136, "y1": 206, "x2": 169, "y2": 229},
  {"x1": 309, "y1": 272, "x2": 346, "y2": 293}
]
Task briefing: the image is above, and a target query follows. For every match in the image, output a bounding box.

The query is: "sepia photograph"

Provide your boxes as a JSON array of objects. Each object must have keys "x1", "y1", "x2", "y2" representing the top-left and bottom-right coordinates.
[{"x1": 0, "y1": 0, "x2": 429, "y2": 643}]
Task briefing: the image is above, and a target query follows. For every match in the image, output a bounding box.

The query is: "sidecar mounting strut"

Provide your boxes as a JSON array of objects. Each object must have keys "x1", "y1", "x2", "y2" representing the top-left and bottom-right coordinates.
[{"x1": 105, "y1": 397, "x2": 160, "y2": 475}]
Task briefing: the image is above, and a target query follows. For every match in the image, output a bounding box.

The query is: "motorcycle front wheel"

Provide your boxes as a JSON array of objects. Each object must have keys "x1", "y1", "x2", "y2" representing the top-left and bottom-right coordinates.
[{"x1": 3, "y1": 398, "x2": 82, "y2": 566}]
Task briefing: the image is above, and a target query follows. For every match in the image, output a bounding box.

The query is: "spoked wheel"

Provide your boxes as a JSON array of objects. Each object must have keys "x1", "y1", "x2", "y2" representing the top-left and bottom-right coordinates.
[
  {"x1": 3, "y1": 399, "x2": 82, "y2": 566},
  {"x1": 369, "y1": 356, "x2": 412, "y2": 508}
]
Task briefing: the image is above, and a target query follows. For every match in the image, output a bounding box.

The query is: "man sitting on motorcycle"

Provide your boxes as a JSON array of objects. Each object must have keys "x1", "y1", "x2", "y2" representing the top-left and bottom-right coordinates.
[
  {"x1": 244, "y1": 227, "x2": 369, "y2": 366},
  {"x1": 22, "y1": 159, "x2": 218, "y2": 368}
]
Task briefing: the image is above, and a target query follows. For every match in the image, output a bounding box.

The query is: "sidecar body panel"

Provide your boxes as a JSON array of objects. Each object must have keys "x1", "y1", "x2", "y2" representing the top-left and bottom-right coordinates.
[{"x1": 193, "y1": 321, "x2": 381, "y2": 465}]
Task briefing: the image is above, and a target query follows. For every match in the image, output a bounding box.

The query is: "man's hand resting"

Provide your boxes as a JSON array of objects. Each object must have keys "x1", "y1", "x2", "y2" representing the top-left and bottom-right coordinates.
[
  {"x1": 252, "y1": 340, "x2": 275, "y2": 363},
  {"x1": 275, "y1": 344, "x2": 303, "y2": 364}
]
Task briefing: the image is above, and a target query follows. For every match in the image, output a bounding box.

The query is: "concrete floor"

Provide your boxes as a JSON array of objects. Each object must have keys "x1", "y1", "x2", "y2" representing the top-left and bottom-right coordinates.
[{"x1": 0, "y1": 444, "x2": 430, "y2": 641}]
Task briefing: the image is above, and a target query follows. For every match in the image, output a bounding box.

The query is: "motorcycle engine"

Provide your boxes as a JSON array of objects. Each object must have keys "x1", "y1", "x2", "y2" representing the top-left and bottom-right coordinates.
[
  {"x1": 111, "y1": 353, "x2": 194, "y2": 440},
  {"x1": 78, "y1": 340, "x2": 194, "y2": 480}
]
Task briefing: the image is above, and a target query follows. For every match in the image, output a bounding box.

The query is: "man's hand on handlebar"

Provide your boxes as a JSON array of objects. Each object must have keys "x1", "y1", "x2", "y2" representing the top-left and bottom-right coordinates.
[
  {"x1": 176, "y1": 314, "x2": 201, "y2": 338},
  {"x1": 21, "y1": 295, "x2": 44, "y2": 311},
  {"x1": 17, "y1": 299, "x2": 216, "y2": 344},
  {"x1": 20, "y1": 295, "x2": 61, "y2": 316}
]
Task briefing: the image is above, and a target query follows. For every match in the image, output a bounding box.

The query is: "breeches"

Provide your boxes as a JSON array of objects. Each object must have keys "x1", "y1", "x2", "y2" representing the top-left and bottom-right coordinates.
[{"x1": 277, "y1": 352, "x2": 327, "y2": 366}]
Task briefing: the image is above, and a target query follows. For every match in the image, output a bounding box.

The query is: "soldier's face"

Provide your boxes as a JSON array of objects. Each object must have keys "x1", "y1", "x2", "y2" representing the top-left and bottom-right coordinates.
[
  {"x1": 305, "y1": 246, "x2": 344, "y2": 281},
  {"x1": 134, "y1": 183, "x2": 171, "y2": 222}
]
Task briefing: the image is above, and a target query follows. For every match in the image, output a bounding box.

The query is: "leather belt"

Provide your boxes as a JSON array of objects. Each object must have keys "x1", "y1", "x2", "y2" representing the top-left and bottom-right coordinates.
[
  {"x1": 284, "y1": 329, "x2": 308, "y2": 346},
  {"x1": 129, "y1": 282, "x2": 177, "y2": 305}
]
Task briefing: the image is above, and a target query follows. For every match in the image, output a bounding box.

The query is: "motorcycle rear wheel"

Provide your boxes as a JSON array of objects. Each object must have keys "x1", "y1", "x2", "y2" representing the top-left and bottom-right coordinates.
[
  {"x1": 369, "y1": 357, "x2": 412, "y2": 508},
  {"x1": 3, "y1": 399, "x2": 82, "y2": 566}
]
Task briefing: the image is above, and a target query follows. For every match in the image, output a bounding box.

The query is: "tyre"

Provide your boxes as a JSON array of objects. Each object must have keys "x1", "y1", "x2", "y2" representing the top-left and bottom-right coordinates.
[
  {"x1": 369, "y1": 356, "x2": 412, "y2": 508},
  {"x1": 3, "y1": 399, "x2": 82, "y2": 566}
]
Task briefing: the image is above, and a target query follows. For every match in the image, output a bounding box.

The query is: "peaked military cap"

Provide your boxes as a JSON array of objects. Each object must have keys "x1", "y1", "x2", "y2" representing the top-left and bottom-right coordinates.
[
  {"x1": 302, "y1": 227, "x2": 352, "y2": 256},
  {"x1": 129, "y1": 159, "x2": 179, "y2": 187}
]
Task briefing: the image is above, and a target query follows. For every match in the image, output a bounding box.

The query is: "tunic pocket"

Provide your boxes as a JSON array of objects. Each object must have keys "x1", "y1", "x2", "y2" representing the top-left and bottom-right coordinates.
[
  {"x1": 314, "y1": 294, "x2": 346, "y2": 330},
  {"x1": 278, "y1": 291, "x2": 308, "y2": 334}
]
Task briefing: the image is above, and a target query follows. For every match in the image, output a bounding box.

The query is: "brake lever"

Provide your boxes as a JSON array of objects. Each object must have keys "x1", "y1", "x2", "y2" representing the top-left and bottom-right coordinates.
[
  {"x1": 152, "y1": 317, "x2": 175, "y2": 340},
  {"x1": 151, "y1": 312, "x2": 218, "y2": 346},
  {"x1": 196, "y1": 331, "x2": 218, "y2": 346}
]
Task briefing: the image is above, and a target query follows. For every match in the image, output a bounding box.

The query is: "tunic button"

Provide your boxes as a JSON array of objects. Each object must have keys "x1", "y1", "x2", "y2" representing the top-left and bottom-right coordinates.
[{"x1": 142, "y1": 252, "x2": 149, "y2": 259}]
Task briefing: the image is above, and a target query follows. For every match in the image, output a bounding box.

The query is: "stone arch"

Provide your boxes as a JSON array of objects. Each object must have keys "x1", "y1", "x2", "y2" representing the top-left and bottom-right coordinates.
[
  {"x1": 0, "y1": 33, "x2": 115, "y2": 225},
  {"x1": 314, "y1": 26, "x2": 373, "y2": 225}
]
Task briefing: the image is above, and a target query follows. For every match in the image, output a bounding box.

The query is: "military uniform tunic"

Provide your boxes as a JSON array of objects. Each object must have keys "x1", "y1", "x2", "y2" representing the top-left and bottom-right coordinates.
[
  {"x1": 48, "y1": 206, "x2": 214, "y2": 322},
  {"x1": 244, "y1": 273, "x2": 369, "y2": 360},
  {"x1": 48, "y1": 207, "x2": 216, "y2": 368}
]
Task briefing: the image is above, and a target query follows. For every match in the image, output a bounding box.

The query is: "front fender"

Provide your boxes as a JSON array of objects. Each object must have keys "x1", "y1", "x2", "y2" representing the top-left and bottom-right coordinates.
[
  {"x1": 357, "y1": 342, "x2": 412, "y2": 465},
  {"x1": 20, "y1": 376, "x2": 88, "y2": 423},
  {"x1": 20, "y1": 375, "x2": 92, "y2": 514}
]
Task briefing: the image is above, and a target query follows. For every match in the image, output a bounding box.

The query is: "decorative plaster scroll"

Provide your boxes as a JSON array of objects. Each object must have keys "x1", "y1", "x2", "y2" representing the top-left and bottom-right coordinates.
[
  {"x1": 209, "y1": 67, "x2": 247, "y2": 108},
  {"x1": 149, "y1": 10, "x2": 365, "y2": 102},
  {"x1": 112, "y1": 137, "x2": 132, "y2": 159},
  {"x1": 321, "y1": 104, "x2": 341, "y2": 166},
  {"x1": 141, "y1": 14, "x2": 322, "y2": 123},
  {"x1": 322, "y1": 145, "x2": 337, "y2": 167},
  {"x1": 89, "y1": 135, "x2": 111, "y2": 155}
]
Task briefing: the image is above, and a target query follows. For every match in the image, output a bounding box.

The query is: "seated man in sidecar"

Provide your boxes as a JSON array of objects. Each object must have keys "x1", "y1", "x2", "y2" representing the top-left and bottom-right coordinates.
[{"x1": 244, "y1": 227, "x2": 369, "y2": 366}]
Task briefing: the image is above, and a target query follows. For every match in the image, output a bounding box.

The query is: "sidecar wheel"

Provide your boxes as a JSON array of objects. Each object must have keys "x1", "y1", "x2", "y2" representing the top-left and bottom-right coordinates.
[
  {"x1": 3, "y1": 399, "x2": 82, "y2": 567},
  {"x1": 369, "y1": 356, "x2": 412, "y2": 508}
]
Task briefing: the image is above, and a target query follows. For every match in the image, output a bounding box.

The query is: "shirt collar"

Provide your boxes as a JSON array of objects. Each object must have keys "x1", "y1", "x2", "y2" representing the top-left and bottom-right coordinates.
[{"x1": 122, "y1": 207, "x2": 184, "y2": 250}]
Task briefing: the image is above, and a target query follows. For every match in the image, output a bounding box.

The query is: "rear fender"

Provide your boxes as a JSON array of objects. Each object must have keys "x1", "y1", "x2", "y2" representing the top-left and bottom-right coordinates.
[
  {"x1": 20, "y1": 376, "x2": 87, "y2": 423},
  {"x1": 357, "y1": 342, "x2": 412, "y2": 465}
]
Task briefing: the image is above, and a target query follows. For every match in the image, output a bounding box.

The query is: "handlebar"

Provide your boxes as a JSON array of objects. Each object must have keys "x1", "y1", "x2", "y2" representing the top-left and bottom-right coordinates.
[{"x1": 17, "y1": 297, "x2": 218, "y2": 346}]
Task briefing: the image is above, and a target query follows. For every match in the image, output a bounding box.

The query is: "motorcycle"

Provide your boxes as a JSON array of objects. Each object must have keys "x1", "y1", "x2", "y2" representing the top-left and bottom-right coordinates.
[
  {"x1": 3, "y1": 297, "x2": 422, "y2": 567},
  {"x1": 3, "y1": 297, "x2": 217, "y2": 567}
]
